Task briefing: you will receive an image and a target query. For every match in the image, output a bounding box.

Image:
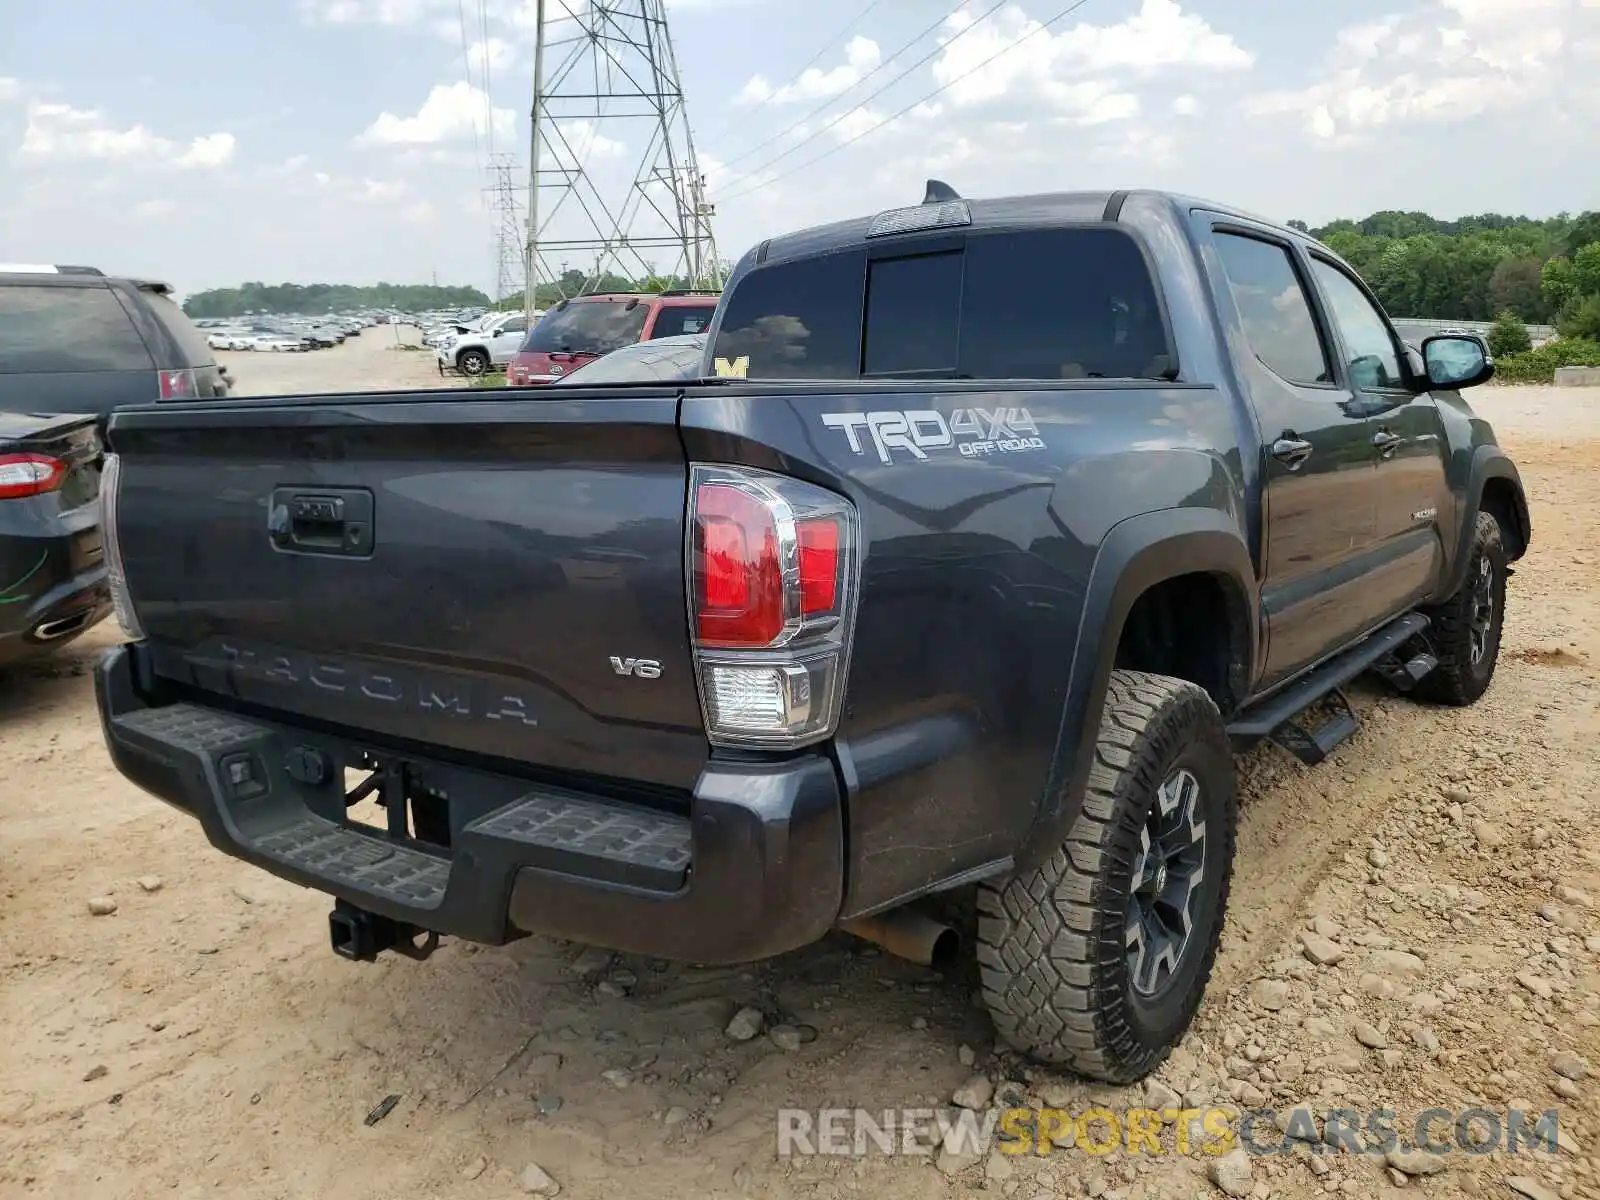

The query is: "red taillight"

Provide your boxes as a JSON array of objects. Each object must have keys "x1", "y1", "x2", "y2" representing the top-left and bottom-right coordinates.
[
  {"x1": 687, "y1": 465, "x2": 860, "y2": 749},
  {"x1": 0, "y1": 453, "x2": 68, "y2": 500},
  {"x1": 798, "y1": 517, "x2": 840, "y2": 615},
  {"x1": 694, "y1": 481, "x2": 784, "y2": 647},
  {"x1": 158, "y1": 368, "x2": 198, "y2": 399}
]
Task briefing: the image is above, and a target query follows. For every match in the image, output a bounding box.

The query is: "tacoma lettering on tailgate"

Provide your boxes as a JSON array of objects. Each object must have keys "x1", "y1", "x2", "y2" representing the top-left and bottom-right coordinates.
[{"x1": 208, "y1": 640, "x2": 539, "y2": 726}]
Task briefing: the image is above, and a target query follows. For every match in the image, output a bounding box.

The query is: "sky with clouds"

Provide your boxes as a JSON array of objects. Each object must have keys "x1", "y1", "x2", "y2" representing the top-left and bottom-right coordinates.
[{"x1": 0, "y1": 0, "x2": 1596, "y2": 299}]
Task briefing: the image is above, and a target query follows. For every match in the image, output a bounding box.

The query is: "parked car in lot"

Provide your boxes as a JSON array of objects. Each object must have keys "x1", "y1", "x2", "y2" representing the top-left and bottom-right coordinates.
[
  {"x1": 548, "y1": 332, "x2": 707, "y2": 385},
  {"x1": 0, "y1": 265, "x2": 227, "y2": 420},
  {"x1": 92, "y1": 183, "x2": 1528, "y2": 1080},
  {"x1": 0, "y1": 410, "x2": 108, "y2": 666},
  {"x1": 435, "y1": 311, "x2": 529, "y2": 377},
  {"x1": 508, "y1": 291, "x2": 718, "y2": 385}
]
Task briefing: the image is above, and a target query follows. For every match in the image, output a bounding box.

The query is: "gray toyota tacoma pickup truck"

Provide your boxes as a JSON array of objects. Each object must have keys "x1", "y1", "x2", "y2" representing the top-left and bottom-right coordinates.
[{"x1": 94, "y1": 183, "x2": 1529, "y2": 1082}]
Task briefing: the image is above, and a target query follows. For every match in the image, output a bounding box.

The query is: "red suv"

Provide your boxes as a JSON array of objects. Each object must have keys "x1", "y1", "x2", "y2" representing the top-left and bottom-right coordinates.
[{"x1": 507, "y1": 291, "x2": 719, "y2": 386}]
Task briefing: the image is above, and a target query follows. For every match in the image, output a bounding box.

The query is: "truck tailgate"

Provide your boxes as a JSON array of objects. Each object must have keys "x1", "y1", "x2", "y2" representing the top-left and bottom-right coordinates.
[{"x1": 108, "y1": 393, "x2": 707, "y2": 791}]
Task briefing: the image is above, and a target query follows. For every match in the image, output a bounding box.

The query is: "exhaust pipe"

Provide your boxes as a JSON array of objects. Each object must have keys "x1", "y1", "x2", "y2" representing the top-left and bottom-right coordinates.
[
  {"x1": 841, "y1": 907, "x2": 960, "y2": 968},
  {"x1": 32, "y1": 610, "x2": 91, "y2": 641}
]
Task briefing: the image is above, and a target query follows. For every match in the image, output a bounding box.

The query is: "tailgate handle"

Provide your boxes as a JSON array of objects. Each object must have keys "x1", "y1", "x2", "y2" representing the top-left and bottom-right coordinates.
[{"x1": 268, "y1": 487, "x2": 375, "y2": 557}]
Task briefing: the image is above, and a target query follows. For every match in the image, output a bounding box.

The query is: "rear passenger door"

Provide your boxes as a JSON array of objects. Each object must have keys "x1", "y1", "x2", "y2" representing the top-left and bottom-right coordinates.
[
  {"x1": 1200, "y1": 221, "x2": 1382, "y2": 686},
  {"x1": 489, "y1": 315, "x2": 527, "y2": 363},
  {"x1": 1303, "y1": 255, "x2": 1450, "y2": 615}
]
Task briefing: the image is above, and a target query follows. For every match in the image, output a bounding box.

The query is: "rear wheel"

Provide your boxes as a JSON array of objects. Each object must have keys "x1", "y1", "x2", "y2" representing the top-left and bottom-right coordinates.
[
  {"x1": 1415, "y1": 510, "x2": 1507, "y2": 706},
  {"x1": 457, "y1": 349, "x2": 489, "y2": 376},
  {"x1": 976, "y1": 671, "x2": 1237, "y2": 1082}
]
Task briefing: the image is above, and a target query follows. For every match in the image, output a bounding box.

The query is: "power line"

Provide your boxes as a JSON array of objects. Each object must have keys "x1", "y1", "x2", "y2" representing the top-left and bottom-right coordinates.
[
  {"x1": 714, "y1": 0, "x2": 1012, "y2": 187},
  {"x1": 477, "y1": 0, "x2": 496, "y2": 155},
  {"x1": 714, "y1": 0, "x2": 983, "y2": 174},
  {"x1": 456, "y1": 0, "x2": 483, "y2": 163},
  {"x1": 697, "y1": 0, "x2": 886, "y2": 152},
  {"x1": 718, "y1": 0, "x2": 1096, "y2": 204}
]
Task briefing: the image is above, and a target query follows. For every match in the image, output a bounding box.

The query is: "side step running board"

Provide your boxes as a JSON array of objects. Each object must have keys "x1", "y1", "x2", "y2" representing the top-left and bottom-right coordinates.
[{"x1": 1227, "y1": 612, "x2": 1431, "y2": 765}]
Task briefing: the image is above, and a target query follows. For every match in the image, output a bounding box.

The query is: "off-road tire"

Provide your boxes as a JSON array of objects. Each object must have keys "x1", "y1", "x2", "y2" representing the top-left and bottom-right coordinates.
[
  {"x1": 975, "y1": 670, "x2": 1237, "y2": 1082},
  {"x1": 1414, "y1": 510, "x2": 1507, "y2": 706},
  {"x1": 457, "y1": 348, "x2": 490, "y2": 376}
]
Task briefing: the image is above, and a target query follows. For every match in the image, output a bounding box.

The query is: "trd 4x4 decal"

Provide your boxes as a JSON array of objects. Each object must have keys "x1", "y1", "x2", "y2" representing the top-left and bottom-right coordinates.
[{"x1": 820, "y1": 408, "x2": 1045, "y2": 464}]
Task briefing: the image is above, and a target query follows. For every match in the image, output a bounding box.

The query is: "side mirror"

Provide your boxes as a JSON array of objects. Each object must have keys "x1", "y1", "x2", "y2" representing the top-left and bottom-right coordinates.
[{"x1": 1421, "y1": 334, "x2": 1494, "y2": 390}]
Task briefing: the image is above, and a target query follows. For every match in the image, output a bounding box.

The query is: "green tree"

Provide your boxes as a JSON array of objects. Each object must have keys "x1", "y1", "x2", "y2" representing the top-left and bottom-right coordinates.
[
  {"x1": 1557, "y1": 295, "x2": 1600, "y2": 342},
  {"x1": 184, "y1": 282, "x2": 490, "y2": 317},
  {"x1": 1486, "y1": 309, "x2": 1531, "y2": 356},
  {"x1": 1488, "y1": 257, "x2": 1549, "y2": 323},
  {"x1": 1542, "y1": 257, "x2": 1580, "y2": 312},
  {"x1": 1574, "y1": 242, "x2": 1600, "y2": 297},
  {"x1": 1563, "y1": 211, "x2": 1600, "y2": 258}
]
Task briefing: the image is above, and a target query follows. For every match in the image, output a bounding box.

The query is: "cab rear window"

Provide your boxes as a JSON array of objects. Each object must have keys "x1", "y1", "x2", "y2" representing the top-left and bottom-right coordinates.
[{"x1": 711, "y1": 227, "x2": 1173, "y2": 381}]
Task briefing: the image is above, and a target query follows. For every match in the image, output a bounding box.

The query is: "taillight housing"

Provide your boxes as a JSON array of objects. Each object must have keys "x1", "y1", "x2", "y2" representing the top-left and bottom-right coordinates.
[
  {"x1": 99, "y1": 453, "x2": 146, "y2": 640},
  {"x1": 158, "y1": 368, "x2": 198, "y2": 399},
  {"x1": 688, "y1": 464, "x2": 860, "y2": 749},
  {"x1": 0, "y1": 453, "x2": 67, "y2": 500}
]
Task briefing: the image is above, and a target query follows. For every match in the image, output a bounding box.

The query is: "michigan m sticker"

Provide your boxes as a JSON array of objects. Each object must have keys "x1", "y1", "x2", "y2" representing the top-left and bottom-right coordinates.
[{"x1": 713, "y1": 355, "x2": 749, "y2": 378}]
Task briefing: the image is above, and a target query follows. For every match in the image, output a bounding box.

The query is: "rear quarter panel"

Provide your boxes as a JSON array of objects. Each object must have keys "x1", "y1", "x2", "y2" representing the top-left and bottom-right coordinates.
[{"x1": 680, "y1": 379, "x2": 1246, "y2": 915}]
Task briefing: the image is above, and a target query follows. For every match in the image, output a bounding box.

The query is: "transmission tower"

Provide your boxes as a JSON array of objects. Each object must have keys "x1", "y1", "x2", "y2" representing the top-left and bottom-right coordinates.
[
  {"x1": 522, "y1": 0, "x2": 722, "y2": 318},
  {"x1": 485, "y1": 153, "x2": 527, "y2": 305}
]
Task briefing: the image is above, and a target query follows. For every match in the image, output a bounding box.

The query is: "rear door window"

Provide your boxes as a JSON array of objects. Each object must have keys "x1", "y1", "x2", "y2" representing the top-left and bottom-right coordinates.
[
  {"x1": 0, "y1": 283, "x2": 155, "y2": 372},
  {"x1": 140, "y1": 290, "x2": 218, "y2": 367},
  {"x1": 649, "y1": 304, "x2": 717, "y2": 339},
  {"x1": 959, "y1": 229, "x2": 1172, "y2": 380},
  {"x1": 522, "y1": 301, "x2": 649, "y2": 355},
  {"x1": 710, "y1": 251, "x2": 865, "y2": 379},
  {"x1": 1212, "y1": 233, "x2": 1333, "y2": 387}
]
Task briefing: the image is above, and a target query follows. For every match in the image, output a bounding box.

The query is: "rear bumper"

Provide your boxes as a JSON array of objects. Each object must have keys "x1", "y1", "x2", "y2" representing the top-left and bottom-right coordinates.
[
  {"x1": 96, "y1": 643, "x2": 845, "y2": 964},
  {"x1": 0, "y1": 529, "x2": 109, "y2": 665}
]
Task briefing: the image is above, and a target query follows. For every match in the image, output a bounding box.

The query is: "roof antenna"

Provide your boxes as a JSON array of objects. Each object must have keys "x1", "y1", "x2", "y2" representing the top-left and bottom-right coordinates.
[{"x1": 922, "y1": 179, "x2": 961, "y2": 204}]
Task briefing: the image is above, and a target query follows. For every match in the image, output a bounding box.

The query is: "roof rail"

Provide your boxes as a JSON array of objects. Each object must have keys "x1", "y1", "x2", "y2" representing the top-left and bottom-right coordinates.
[
  {"x1": 0, "y1": 263, "x2": 106, "y2": 275},
  {"x1": 658, "y1": 288, "x2": 722, "y2": 297}
]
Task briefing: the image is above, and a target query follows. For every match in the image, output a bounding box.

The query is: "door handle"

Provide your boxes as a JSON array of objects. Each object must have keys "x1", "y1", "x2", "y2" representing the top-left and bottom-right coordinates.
[
  {"x1": 1271, "y1": 437, "x2": 1314, "y2": 469},
  {"x1": 1372, "y1": 429, "x2": 1403, "y2": 458},
  {"x1": 268, "y1": 487, "x2": 375, "y2": 557}
]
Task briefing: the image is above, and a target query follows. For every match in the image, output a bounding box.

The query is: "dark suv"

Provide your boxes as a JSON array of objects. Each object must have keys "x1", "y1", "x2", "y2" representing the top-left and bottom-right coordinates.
[{"x1": 0, "y1": 265, "x2": 228, "y2": 420}]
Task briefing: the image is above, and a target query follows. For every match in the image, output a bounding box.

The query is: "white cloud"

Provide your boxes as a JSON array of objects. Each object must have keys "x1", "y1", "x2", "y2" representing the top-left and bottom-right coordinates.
[
  {"x1": 18, "y1": 102, "x2": 236, "y2": 168},
  {"x1": 562, "y1": 119, "x2": 626, "y2": 159},
  {"x1": 1173, "y1": 94, "x2": 1200, "y2": 115},
  {"x1": 177, "y1": 133, "x2": 238, "y2": 168},
  {"x1": 355, "y1": 81, "x2": 514, "y2": 146},
  {"x1": 467, "y1": 37, "x2": 515, "y2": 76},
  {"x1": 132, "y1": 199, "x2": 177, "y2": 220},
  {"x1": 738, "y1": 36, "x2": 881, "y2": 104},
  {"x1": 926, "y1": 0, "x2": 1247, "y2": 118},
  {"x1": 830, "y1": 105, "x2": 885, "y2": 142},
  {"x1": 359, "y1": 178, "x2": 408, "y2": 201},
  {"x1": 297, "y1": 0, "x2": 450, "y2": 25},
  {"x1": 1245, "y1": 0, "x2": 1580, "y2": 142},
  {"x1": 0, "y1": 77, "x2": 20, "y2": 102}
]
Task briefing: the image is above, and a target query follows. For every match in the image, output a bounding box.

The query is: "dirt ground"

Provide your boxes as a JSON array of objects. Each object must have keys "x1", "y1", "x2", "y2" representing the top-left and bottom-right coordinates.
[
  {"x1": 2, "y1": 365, "x2": 1599, "y2": 1200},
  {"x1": 216, "y1": 324, "x2": 467, "y2": 397}
]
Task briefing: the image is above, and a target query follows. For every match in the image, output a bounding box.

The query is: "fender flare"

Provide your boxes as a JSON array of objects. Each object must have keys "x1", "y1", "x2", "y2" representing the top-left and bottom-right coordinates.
[
  {"x1": 1014, "y1": 507, "x2": 1258, "y2": 873},
  {"x1": 1441, "y1": 447, "x2": 1530, "y2": 598}
]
